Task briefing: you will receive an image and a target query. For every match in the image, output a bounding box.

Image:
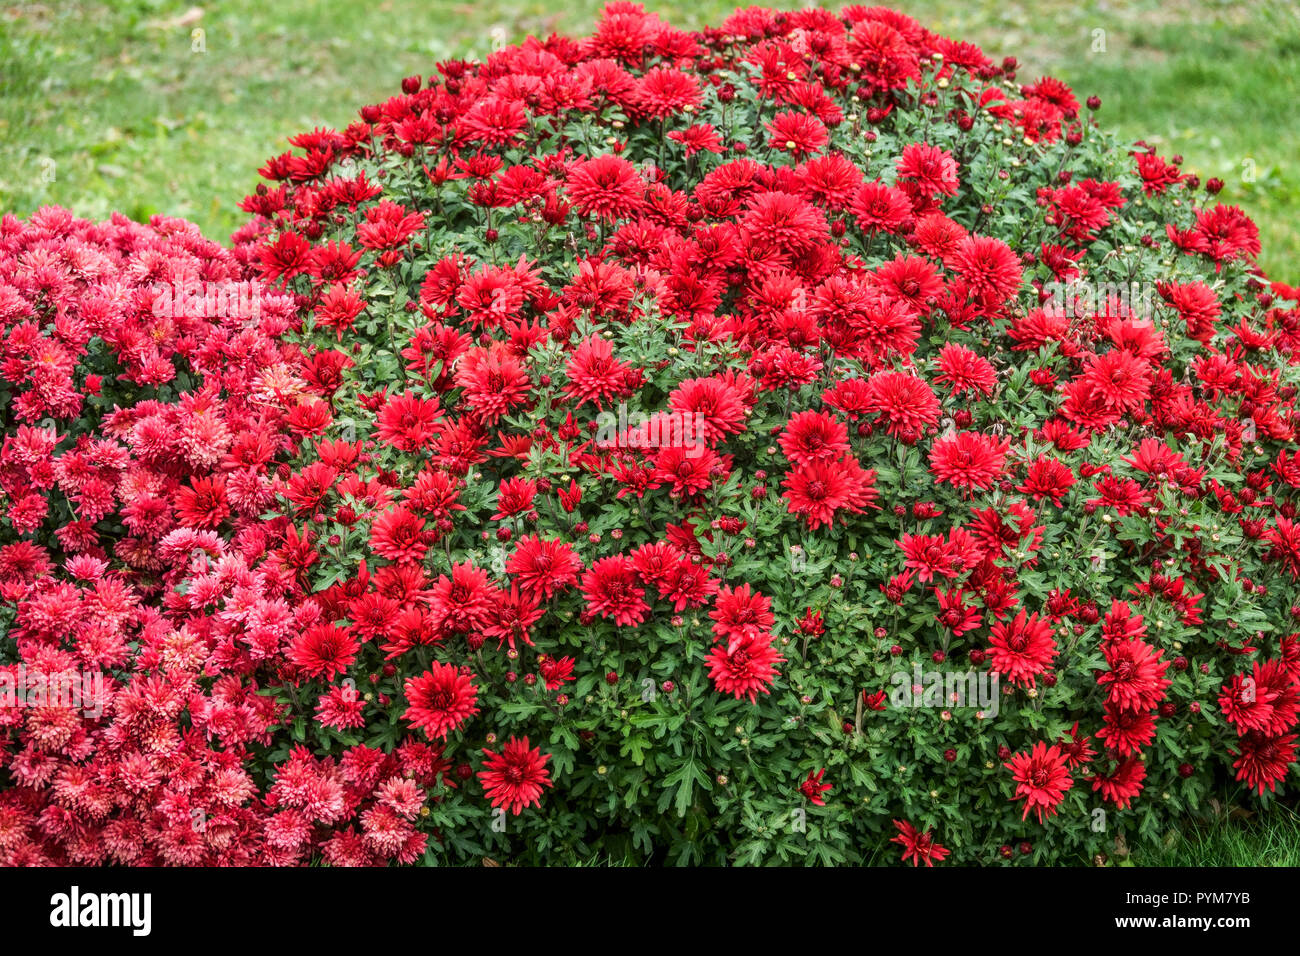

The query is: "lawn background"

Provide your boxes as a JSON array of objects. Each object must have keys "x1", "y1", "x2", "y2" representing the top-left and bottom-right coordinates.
[
  {"x1": 3, "y1": 0, "x2": 1298, "y2": 278},
  {"x1": 2, "y1": 0, "x2": 1299, "y2": 864}
]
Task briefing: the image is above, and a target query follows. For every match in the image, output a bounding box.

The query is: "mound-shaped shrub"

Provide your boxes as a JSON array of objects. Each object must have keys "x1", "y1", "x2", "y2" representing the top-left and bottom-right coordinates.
[{"x1": 4, "y1": 3, "x2": 1300, "y2": 866}]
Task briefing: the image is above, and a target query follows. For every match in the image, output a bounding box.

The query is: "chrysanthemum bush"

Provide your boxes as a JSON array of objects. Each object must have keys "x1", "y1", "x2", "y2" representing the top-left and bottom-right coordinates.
[{"x1": 4, "y1": 3, "x2": 1300, "y2": 866}]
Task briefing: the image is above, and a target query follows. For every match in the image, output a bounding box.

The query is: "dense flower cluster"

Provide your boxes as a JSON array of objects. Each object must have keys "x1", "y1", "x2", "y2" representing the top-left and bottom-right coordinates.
[
  {"x1": 0, "y1": 210, "x2": 292, "y2": 862},
  {"x1": 4, "y1": 3, "x2": 1300, "y2": 865}
]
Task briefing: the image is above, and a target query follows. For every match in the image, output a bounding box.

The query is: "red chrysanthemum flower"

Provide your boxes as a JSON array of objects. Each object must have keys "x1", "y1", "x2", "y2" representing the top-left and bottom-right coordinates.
[
  {"x1": 799, "y1": 768, "x2": 832, "y2": 806},
  {"x1": 1006, "y1": 741, "x2": 1073, "y2": 823},
  {"x1": 951, "y1": 235, "x2": 1022, "y2": 308},
  {"x1": 988, "y1": 609, "x2": 1058, "y2": 688},
  {"x1": 657, "y1": 557, "x2": 720, "y2": 611},
  {"x1": 1158, "y1": 279, "x2": 1221, "y2": 344},
  {"x1": 1095, "y1": 703, "x2": 1157, "y2": 756},
  {"x1": 847, "y1": 19, "x2": 920, "y2": 91},
  {"x1": 872, "y1": 254, "x2": 944, "y2": 313},
  {"x1": 851, "y1": 180, "x2": 913, "y2": 234},
  {"x1": 912, "y1": 211, "x2": 968, "y2": 261},
  {"x1": 478, "y1": 736, "x2": 552, "y2": 815},
  {"x1": 1098, "y1": 639, "x2": 1171, "y2": 713},
  {"x1": 460, "y1": 95, "x2": 528, "y2": 146},
  {"x1": 653, "y1": 445, "x2": 723, "y2": 497},
  {"x1": 481, "y1": 585, "x2": 545, "y2": 651},
  {"x1": 581, "y1": 555, "x2": 650, "y2": 627},
  {"x1": 565, "y1": 154, "x2": 645, "y2": 222},
  {"x1": 538, "y1": 654, "x2": 576, "y2": 691},
  {"x1": 507, "y1": 535, "x2": 582, "y2": 600},
  {"x1": 1016, "y1": 455, "x2": 1076, "y2": 506},
  {"x1": 491, "y1": 476, "x2": 538, "y2": 520},
  {"x1": 781, "y1": 456, "x2": 877, "y2": 529},
  {"x1": 1193, "y1": 203, "x2": 1261, "y2": 263},
  {"x1": 1058, "y1": 722, "x2": 1096, "y2": 768},
  {"x1": 430, "y1": 562, "x2": 498, "y2": 634},
  {"x1": 316, "y1": 684, "x2": 366, "y2": 730},
  {"x1": 863, "y1": 371, "x2": 939, "y2": 443},
  {"x1": 370, "y1": 506, "x2": 431, "y2": 563},
  {"x1": 563, "y1": 334, "x2": 633, "y2": 410},
  {"x1": 934, "y1": 343, "x2": 997, "y2": 398},
  {"x1": 289, "y1": 623, "x2": 360, "y2": 681},
  {"x1": 376, "y1": 391, "x2": 444, "y2": 451},
  {"x1": 779, "y1": 410, "x2": 849, "y2": 466},
  {"x1": 741, "y1": 190, "x2": 829, "y2": 255},
  {"x1": 175, "y1": 475, "x2": 230, "y2": 530},
  {"x1": 357, "y1": 200, "x2": 425, "y2": 250},
  {"x1": 454, "y1": 345, "x2": 532, "y2": 425},
  {"x1": 799, "y1": 152, "x2": 864, "y2": 209},
  {"x1": 709, "y1": 583, "x2": 774, "y2": 652},
  {"x1": 766, "y1": 110, "x2": 829, "y2": 159},
  {"x1": 1091, "y1": 756, "x2": 1147, "y2": 809},
  {"x1": 1264, "y1": 516, "x2": 1300, "y2": 580},
  {"x1": 667, "y1": 123, "x2": 724, "y2": 157},
  {"x1": 929, "y1": 431, "x2": 1010, "y2": 491},
  {"x1": 934, "y1": 586, "x2": 982, "y2": 637},
  {"x1": 1230, "y1": 731, "x2": 1298, "y2": 795},
  {"x1": 705, "y1": 632, "x2": 784, "y2": 703},
  {"x1": 1087, "y1": 474, "x2": 1153, "y2": 516},
  {"x1": 1080, "y1": 348, "x2": 1151, "y2": 414},
  {"x1": 634, "y1": 66, "x2": 702, "y2": 117},
  {"x1": 890, "y1": 819, "x2": 950, "y2": 867},
  {"x1": 667, "y1": 376, "x2": 748, "y2": 445},
  {"x1": 403, "y1": 662, "x2": 479, "y2": 740},
  {"x1": 897, "y1": 533, "x2": 961, "y2": 584},
  {"x1": 1220, "y1": 660, "x2": 1300, "y2": 736},
  {"x1": 895, "y1": 142, "x2": 960, "y2": 197}
]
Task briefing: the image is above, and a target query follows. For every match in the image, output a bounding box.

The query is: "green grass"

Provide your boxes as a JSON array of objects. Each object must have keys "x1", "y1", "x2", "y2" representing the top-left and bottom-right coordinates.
[
  {"x1": 2, "y1": 0, "x2": 1298, "y2": 277},
  {"x1": 1129, "y1": 805, "x2": 1300, "y2": 867}
]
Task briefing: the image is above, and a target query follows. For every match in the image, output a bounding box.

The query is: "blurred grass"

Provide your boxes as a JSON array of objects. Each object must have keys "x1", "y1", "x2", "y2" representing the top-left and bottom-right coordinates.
[{"x1": 2, "y1": 0, "x2": 1297, "y2": 277}]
